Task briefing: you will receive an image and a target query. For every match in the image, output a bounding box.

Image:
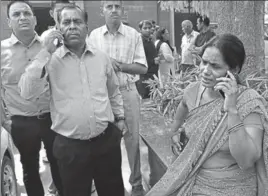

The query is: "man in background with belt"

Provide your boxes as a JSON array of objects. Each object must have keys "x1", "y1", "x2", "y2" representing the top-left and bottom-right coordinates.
[
  {"x1": 87, "y1": 1, "x2": 148, "y2": 196},
  {"x1": 19, "y1": 4, "x2": 127, "y2": 196},
  {"x1": 1, "y1": 1, "x2": 62, "y2": 196}
]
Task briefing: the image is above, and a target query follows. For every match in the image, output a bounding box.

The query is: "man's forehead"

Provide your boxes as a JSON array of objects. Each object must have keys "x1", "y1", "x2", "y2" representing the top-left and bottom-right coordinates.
[
  {"x1": 10, "y1": 2, "x2": 32, "y2": 13},
  {"x1": 143, "y1": 24, "x2": 151, "y2": 28},
  {"x1": 61, "y1": 9, "x2": 82, "y2": 20}
]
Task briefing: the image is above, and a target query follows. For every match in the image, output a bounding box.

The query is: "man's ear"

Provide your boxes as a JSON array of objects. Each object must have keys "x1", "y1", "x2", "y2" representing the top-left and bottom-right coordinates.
[
  {"x1": 33, "y1": 16, "x2": 37, "y2": 27},
  {"x1": 7, "y1": 18, "x2": 11, "y2": 28},
  {"x1": 121, "y1": 6, "x2": 125, "y2": 15},
  {"x1": 49, "y1": 10, "x2": 53, "y2": 18},
  {"x1": 100, "y1": 6, "x2": 104, "y2": 17}
]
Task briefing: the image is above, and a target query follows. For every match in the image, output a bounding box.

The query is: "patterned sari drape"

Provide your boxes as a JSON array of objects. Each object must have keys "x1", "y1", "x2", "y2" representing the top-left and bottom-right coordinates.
[{"x1": 146, "y1": 86, "x2": 268, "y2": 196}]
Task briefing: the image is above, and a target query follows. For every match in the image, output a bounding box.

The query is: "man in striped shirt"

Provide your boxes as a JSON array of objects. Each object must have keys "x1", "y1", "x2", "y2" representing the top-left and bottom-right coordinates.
[{"x1": 87, "y1": 1, "x2": 148, "y2": 195}]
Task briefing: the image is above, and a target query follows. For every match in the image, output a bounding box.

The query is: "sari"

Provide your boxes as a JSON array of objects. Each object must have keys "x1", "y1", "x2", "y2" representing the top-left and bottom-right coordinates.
[{"x1": 146, "y1": 82, "x2": 268, "y2": 196}]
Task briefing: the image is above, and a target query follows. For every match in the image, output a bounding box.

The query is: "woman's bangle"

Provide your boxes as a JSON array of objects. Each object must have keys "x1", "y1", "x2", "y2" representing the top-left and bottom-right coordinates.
[{"x1": 228, "y1": 123, "x2": 244, "y2": 134}]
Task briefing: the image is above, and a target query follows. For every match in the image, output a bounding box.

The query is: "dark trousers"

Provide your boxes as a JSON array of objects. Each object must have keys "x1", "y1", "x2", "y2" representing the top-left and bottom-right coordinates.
[
  {"x1": 53, "y1": 122, "x2": 124, "y2": 196},
  {"x1": 136, "y1": 74, "x2": 155, "y2": 99},
  {"x1": 11, "y1": 113, "x2": 63, "y2": 196}
]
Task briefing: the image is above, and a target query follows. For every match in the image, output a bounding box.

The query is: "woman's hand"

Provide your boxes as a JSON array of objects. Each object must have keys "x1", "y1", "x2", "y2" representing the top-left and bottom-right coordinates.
[
  {"x1": 214, "y1": 71, "x2": 239, "y2": 112},
  {"x1": 171, "y1": 128, "x2": 184, "y2": 156}
]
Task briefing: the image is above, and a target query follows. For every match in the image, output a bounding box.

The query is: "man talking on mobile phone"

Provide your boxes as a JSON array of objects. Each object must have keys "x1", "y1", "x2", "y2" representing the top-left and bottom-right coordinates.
[{"x1": 18, "y1": 4, "x2": 126, "y2": 196}]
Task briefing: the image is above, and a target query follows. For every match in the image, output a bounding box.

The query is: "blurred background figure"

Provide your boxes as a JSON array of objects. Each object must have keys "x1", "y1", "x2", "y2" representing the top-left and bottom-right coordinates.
[
  {"x1": 155, "y1": 27, "x2": 175, "y2": 87},
  {"x1": 191, "y1": 15, "x2": 216, "y2": 58},
  {"x1": 180, "y1": 20, "x2": 199, "y2": 73},
  {"x1": 136, "y1": 20, "x2": 159, "y2": 99}
]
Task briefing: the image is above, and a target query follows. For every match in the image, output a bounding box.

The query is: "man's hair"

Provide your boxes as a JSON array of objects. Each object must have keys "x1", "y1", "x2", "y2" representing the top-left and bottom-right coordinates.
[
  {"x1": 182, "y1": 20, "x2": 193, "y2": 29},
  {"x1": 51, "y1": 0, "x2": 73, "y2": 10},
  {"x1": 57, "y1": 4, "x2": 88, "y2": 24},
  {"x1": 7, "y1": 0, "x2": 34, "y2": 18},
  {"x1": 151, "y1": 20, "x2": 156, "y2": 25},
  {"x1": 138, "y1": 20, "x2": 152, "y2": 30},
  {"x1": 198, "y1": 16, "x2": 210, "y2": 26}
]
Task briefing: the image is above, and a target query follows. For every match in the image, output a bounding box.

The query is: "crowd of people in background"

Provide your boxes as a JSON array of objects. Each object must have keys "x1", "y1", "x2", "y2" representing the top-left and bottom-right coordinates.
[
  {"x1": 135, "y1": 15, "x2": 216, "y2": 98},
  {"x1": 1, "y1": 1, "x2": 267, "y2": 196}
]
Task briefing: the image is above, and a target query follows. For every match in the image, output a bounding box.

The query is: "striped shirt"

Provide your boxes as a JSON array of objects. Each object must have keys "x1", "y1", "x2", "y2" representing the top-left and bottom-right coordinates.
[
  {"x1": 1, "y1": 33, "x2": 50, "y2": 116},
  {"x1": 87, "y1": 23, "x2": 147, "y2": 87}
]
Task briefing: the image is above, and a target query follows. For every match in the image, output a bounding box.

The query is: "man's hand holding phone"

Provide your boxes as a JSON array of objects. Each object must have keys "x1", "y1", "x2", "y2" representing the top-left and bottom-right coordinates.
[
  {"x1": 43, "y1": 30, "x2": 64, "y2": 54},
  {"x1": 214, "y1": 71, "x2": 239, "y2": 112}
]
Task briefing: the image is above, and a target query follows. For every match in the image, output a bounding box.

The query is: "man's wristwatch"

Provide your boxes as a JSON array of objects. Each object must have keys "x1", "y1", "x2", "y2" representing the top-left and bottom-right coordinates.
[{"x1": 115, "y1": 116, "x2": 125, "y2": 122}]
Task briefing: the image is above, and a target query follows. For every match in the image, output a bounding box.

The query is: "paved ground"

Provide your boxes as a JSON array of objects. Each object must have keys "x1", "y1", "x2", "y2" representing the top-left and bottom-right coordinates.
[{"x1": 15, "y1": 138, "x2": 151, "y2": 196}]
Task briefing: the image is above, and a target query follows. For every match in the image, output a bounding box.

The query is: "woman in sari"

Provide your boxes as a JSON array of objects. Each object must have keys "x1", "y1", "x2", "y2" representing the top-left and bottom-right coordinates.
[
  {"x1": 155, "y1": 28, "x2": 175, "y2": 87},
  {"x1": 146, "y1": 34, "x2": 268, "y2": 196}
]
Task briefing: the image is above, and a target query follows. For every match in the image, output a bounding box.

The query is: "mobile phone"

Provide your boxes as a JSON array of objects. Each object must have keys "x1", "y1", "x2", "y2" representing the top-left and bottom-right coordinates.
[
  {"x1": 55, "y1": 26, "x2": 64, "y2": 47},
  {"x1": 218, "y1": 73, "x2": 230, "y2": 98}
]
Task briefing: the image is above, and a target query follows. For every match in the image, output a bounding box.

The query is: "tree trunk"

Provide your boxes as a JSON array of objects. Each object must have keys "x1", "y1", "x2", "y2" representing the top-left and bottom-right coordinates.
[{"x1": 213, "y1": 1, "x2": 265, "y2": 74}]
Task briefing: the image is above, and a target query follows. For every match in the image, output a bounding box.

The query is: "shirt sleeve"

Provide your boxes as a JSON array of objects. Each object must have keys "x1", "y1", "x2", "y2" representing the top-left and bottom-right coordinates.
[
  {"x1": 18, "y1": 49, "x2": 51, "y2": 100},
  {"x1": 133, "y1": 34, "x2": 148, "y2": 67},
  {"x1": 105, "y1": 55, "x2": 124, "y2": 118},
  {"x1": 243, "y1": 112, "x2": 263, "y2": 130},
  {"x1": 87, "y1": 30, "x2": 97, "y2": 48}
]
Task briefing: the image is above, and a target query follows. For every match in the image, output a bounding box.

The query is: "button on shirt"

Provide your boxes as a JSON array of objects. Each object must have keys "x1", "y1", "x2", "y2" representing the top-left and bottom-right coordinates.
[
  {"x1": 87, "y1": 23, "x2": 147, "y2": 87},
  {"x1": 19, "y1": 44, "x2": 124, "y2": 140},
  {"x1": 1, "y1": 33, "x2": 50, "y2": 116},
  {"x1": 181, "y1": 30, "x2": 199, "y2": 65}
]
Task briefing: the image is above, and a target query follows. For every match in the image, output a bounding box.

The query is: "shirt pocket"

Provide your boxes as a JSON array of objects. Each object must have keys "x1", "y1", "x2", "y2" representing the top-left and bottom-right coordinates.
[{"x1": 94, "y1": 75, "x2": 107, "y2": 98}]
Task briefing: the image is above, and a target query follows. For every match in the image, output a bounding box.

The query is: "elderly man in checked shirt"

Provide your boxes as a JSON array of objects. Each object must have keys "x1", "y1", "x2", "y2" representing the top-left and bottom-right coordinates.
[
  {"x1": 87, "y1": 1, "x2": 148, "y2": 196},
  {"x1": 19, "y1": 4, "x2": 127, "y2": 196}
]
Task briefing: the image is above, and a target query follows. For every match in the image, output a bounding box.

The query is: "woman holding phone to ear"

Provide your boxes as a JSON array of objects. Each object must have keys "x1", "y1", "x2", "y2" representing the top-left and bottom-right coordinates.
[{"x1": 146, "y1": 34, "x2": 268, "y2": 196}]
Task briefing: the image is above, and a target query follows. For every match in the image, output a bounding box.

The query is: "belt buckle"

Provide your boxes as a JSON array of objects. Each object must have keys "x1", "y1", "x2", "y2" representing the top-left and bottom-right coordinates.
[{"x1": 37, "y1": 113, "x2": 46, "y2": 120}]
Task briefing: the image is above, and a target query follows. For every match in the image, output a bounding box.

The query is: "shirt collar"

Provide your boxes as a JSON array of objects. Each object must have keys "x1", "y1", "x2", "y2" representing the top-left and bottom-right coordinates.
[
  {"x1": 141, "y1": 34, "x2": 151, "y2": 42},
  {"x1": 185, "y1": 30, "x2": 195, "y2": 38},
  {"x1": 10, "y1": 32, "x2": 41, "y2": 46},
  {"x1": 57, "y1": 43, "x2": 96, "y2": 59},
  {"x1": 102, "y1": 22, "x2": 125, "y2": 36}
]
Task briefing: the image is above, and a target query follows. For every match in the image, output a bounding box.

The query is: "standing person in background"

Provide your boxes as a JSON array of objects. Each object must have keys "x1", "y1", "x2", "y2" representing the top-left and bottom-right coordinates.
[
  {"x1": 191, "y1": 16, "x2": 216, "y2": 56},
  {"x1": 180, "y1": 20, "x2": 199, "y2": 73},
  {"x1": 150, "y1": 20, "x2": 156, "y2": 42},
  {"x1": 136, "y1": 20, "x2": 159, "y2": 99},
  {"x1": 87, "y1": 1, "x2": 148, "y2": 195},
  {"x1": 1, "y1": 1, "x2": 62, "y2": 196},
  {"x1": 155, "y1": 27, "x2": 175, "y2": 87},
  {"x1": 40, "y1": 0, "x2": 73, "y2": 40}
]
